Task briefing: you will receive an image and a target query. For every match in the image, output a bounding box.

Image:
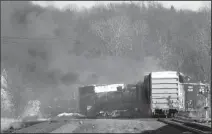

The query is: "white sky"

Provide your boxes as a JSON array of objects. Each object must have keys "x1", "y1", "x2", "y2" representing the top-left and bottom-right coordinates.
[{"x1": 32, "y1": 1, "x2": 211, "y2": 11}]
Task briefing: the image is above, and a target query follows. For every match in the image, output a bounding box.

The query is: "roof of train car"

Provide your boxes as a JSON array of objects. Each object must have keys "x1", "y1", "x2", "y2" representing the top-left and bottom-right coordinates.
[
  {"x1": 145, "y1": 71, "x2": 187, "y2": 76},
  {"x1": 182, "y1": 82, "x2": 210, "y2": 86},
  {"x1": 94, "y1": 84, "x2": 125, "y2": 93},
  {"x1": 151, "y1": 71, "x2": 179, "y2": 78},
  {"x1": 144, "y1": 71, "x2": 191, "y2": 79},
  {"x1": 79, "y1": 84, "x2": 125, "y2": 93},
  {"x1": 79, "y1": 84, "x2": 125, "y2": 87}
]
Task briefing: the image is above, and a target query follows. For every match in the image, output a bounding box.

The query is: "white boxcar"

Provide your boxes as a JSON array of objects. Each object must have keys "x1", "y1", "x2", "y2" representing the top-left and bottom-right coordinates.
[{"x1": 143, "y1": 71, "x2": 185, "y2": 117}]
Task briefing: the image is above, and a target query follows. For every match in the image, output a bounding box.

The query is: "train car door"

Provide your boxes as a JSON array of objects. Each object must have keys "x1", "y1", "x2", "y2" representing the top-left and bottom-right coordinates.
[{"x1": 184, "y1": 83, "x2": 196, "y2": 111}]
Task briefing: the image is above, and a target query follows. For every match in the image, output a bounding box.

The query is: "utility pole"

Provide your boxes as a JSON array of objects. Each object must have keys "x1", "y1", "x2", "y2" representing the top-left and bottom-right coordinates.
[
  {"x1": 205, "y1": 97, "x2": 209, "y2": 120},
  {"x1": 204, "y1": 84, "x2": 210, "y2": 122},
  {"x1": 199, "y1": 83, "x2": 210, "y2": 122}
]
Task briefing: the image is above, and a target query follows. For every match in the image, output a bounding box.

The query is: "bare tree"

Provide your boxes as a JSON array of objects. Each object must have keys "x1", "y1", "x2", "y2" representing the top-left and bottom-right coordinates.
[
  {"x1": 90, "y1": 16, "x2": 134, "y2": 56},
  {"x1": 131, "y1": 20, "x2": 149, "y2": 60},
  {"x1": 157, "y1": 31, "x2": 185, "y2": 71},
  {"x1": 1, "y1": 69, "x2": 14, "y2": 117},
  {"x1": 193, "y1": 27, "x2": 211, "y2": 82}
]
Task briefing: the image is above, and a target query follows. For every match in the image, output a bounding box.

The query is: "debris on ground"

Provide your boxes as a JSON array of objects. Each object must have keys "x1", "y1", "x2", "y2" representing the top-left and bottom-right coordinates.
[{"x1": 57, "y1": 113, "x2": 85, "y2": 118}]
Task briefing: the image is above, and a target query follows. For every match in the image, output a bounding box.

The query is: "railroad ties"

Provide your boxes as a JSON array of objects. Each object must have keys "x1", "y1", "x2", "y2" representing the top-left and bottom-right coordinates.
[{"x1": 158, "y1": 118, "x2": 212, "y2": 134}]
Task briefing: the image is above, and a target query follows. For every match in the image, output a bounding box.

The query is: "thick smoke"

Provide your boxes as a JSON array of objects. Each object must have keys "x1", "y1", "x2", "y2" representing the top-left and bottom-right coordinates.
[
  {"x1": 1, "y1": 1, "x2": 80, "y2": 117},
  {"x1": 1, "y1": 1, "x2": 162, "y2": 118}
]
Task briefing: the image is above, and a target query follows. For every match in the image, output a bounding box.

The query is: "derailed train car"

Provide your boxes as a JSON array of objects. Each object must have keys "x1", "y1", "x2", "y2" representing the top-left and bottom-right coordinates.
[
  {"x1": 78, "y1": 85, "x2": 96, "y2": 116},
  {"x1": 78, "y1": 72, "x2": 210, "y2": 118},
  {"x1": 78, "y1": 83, "x2": 151, "y2": 118},
  {"x1": 135, "y1": 81, "x2": 152, "y2": 118},
  {"x1": 78, "y1": 84, "x2": 127, "y2": 117}
]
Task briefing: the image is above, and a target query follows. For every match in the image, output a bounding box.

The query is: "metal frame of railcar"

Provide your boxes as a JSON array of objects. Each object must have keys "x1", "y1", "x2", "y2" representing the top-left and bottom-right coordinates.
[
  {"x1": 144, "y1": 71, "x2": 183, "y2": 118},
  {"x1": 181, "y1": 82, "x2": 210, "y2": 120}
]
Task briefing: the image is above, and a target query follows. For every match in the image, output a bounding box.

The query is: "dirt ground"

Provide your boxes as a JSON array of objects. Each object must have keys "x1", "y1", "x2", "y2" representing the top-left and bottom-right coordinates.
[
  {"x1": 11, "y1": 118, "x2": 185, "y2": 133},
  {"x1": 51, "y1": 118, "x2": 184, "y2": 133}
]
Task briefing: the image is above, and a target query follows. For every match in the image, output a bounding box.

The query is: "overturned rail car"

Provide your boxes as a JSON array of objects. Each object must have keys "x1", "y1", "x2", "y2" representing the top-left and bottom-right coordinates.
[{"x1": 78, "y1": 83, "x2": 152, "y2": 118}]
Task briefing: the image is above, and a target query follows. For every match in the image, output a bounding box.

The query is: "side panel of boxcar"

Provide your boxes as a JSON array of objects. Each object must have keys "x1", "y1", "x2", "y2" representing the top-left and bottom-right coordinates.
[
  {"x1": 183, "y1": 83, "x2": 209, "y2": 111},
  {"x1": 150, "y1": 72, "x2": 180, "y2": 112}
]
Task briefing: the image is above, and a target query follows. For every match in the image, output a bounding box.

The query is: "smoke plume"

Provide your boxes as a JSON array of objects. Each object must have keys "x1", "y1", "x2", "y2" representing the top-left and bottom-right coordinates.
[{"x1": 1, "y1": 1, "x2": 162, "y2": 119}]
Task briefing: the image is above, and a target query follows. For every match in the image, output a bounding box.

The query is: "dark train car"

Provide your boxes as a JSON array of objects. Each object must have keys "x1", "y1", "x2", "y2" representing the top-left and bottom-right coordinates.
[
  {"x1": 122, "y1": 83, "x2": 137, "y2": 103},
  {"x1": 93, "y1": 83, "x2": 151, "y2": 118},
  {"x1": 78, "y1": 85, "x2": 96, "y2": 116},
  {"x1": 183, "y1": 83, "x2": 210, "y2": 111},
  {"x1": 135, "y1": 80, "x2": 152, "y2": 118},
  {"x1": 78, "y1": 82, "x2": 154, "y2": 118},
  {"x1": 93, "y1": 85, "x2": 138, "y2": 114},
  {"x1": 78, "y1": 84, "x2": 129, "y2": 118}
]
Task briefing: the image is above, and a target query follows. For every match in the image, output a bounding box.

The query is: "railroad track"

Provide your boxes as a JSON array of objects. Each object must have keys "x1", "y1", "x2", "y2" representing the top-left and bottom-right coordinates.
[
  {"x1": 3, "y1": 117, "x2": 211, "y2": 133},
  {"x1": 158, "y1": 118, "x2": 212, "y2": 134}
]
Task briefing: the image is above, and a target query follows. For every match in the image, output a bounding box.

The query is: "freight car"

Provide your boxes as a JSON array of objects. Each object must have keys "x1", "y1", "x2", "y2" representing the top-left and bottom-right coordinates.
[
  {"x1": 181, "y1": 82, "x2": 210, "y2": 118},
  {"x1": 135, "y1": 81, "x2": 153, "y2": 118},
  {"x1": 78, "y1": 84, "x2": 129, "y2": 118},
  {"x1": 142, "y1": 71, "x2": 185, "y2": 118},
  {"x1": 78, "y1": 83, "x2": 150, "y2": 118},
  {"x1": 78, "y1": 85, "x2": 96, "y2": 116}
]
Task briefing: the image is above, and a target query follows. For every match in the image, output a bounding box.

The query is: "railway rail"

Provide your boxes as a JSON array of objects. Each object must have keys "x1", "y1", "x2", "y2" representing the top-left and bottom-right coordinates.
[
  {"x1": 2, "y1": 117, "x2": 212, "y2": 134},
  {"x1": 158, "y1": 118, "x2": 212, "y2": 134}
]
